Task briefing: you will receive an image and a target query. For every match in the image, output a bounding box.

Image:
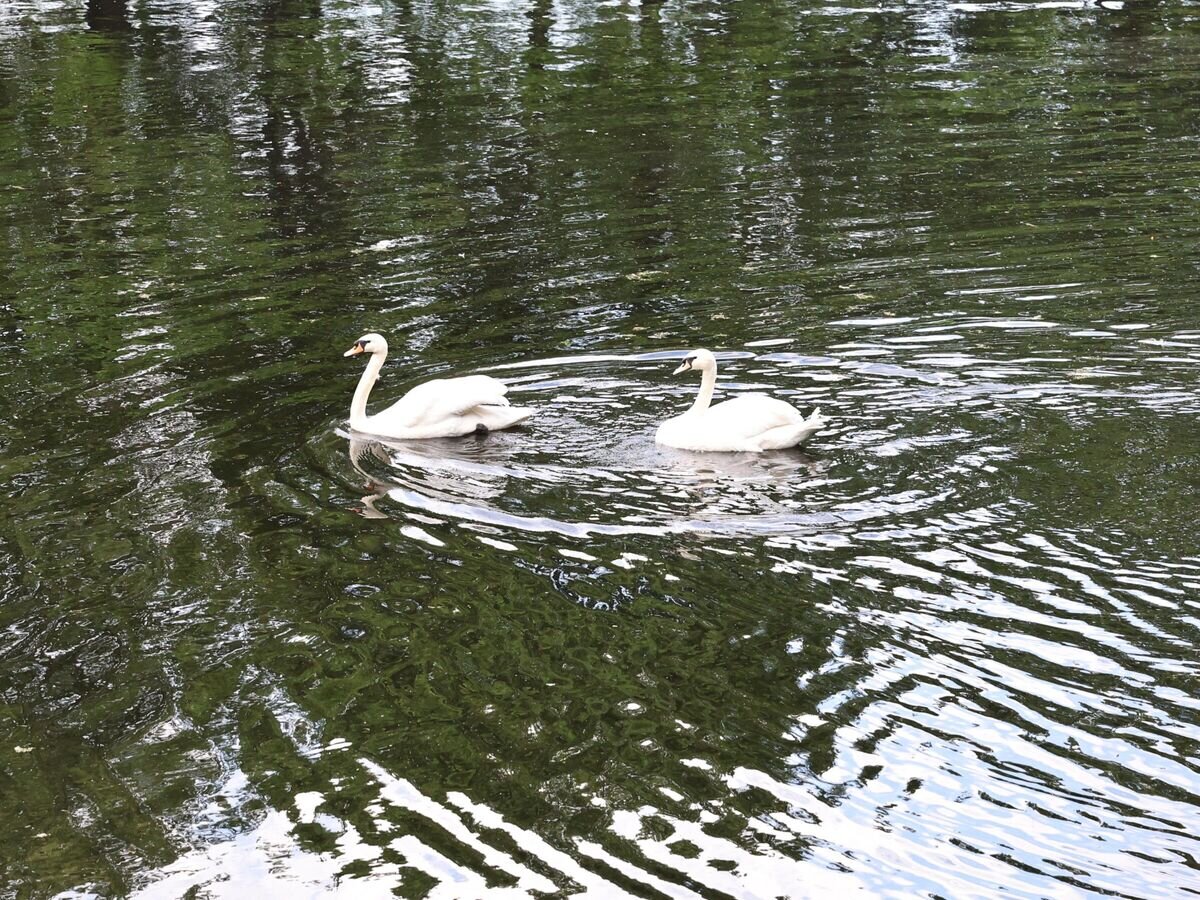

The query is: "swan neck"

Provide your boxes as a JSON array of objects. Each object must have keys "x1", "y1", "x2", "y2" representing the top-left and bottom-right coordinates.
[
  {"x1": 350, "y1": 350, "x2": 386, "y2": 430},
  {"x1": 689, "y1": 364, "x2": 717, "y2": 413}
]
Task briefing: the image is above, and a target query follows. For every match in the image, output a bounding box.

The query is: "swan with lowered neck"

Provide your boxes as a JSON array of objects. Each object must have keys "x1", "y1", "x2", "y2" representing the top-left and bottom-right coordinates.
[
  {"x1": 344, "y1": 333, "x2": 534, "y2": 439},
  {"x1": 655, "y1": 349, "x2": 827, "y2": 452}
]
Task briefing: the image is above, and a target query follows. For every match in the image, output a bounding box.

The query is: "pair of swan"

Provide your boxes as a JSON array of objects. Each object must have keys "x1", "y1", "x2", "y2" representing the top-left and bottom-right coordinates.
[{"x1": 344, "y1": 333, "x2": 827, "y2": 452}]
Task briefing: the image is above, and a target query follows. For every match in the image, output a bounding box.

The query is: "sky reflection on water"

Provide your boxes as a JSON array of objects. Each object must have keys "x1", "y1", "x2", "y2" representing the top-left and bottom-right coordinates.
[{"x1": 2, "y1": 0, "x2": 1200, "y2": 898}]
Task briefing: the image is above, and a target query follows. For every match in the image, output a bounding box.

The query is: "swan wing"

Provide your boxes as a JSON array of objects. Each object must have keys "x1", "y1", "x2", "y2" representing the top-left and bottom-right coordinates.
[
  {"x1": 702, "y1": 395, "x2": 803, "y2": 439},
  {"x1": 374, "y1": 375, "x2": 511, "y2": 429},
  {"x1": 413, "y1": 375, "x2": 511, "y2": 417},
  {"x1": 657, "y1": 395, "x2": 815, "y2": 451},
  {"x1": 755, "y1": 413, "x2": 827, "y2": 450}
]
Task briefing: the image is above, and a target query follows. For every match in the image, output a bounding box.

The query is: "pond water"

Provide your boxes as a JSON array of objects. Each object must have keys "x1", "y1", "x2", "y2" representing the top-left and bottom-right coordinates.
[{"x1": 2, "y1": 1, "x2": 1200, "y2": 897}]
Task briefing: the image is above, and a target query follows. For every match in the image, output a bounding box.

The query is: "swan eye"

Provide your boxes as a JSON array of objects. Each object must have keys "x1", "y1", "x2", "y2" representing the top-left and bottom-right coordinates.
[
  {"x1": 684, "y1": 356, "x2": 695, "y2": 367},
  {"x1": 356, "y1": 340, "x2": 368, "y2": 350}
]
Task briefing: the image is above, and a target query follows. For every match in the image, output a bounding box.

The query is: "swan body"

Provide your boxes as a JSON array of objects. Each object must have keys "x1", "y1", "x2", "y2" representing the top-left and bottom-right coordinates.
[
  {"x1": 655, "y1": 349, "x2": 827, "y2": 452},
  {"x1": 344, "y1": 333, "x2": 534, "y2": 439}
]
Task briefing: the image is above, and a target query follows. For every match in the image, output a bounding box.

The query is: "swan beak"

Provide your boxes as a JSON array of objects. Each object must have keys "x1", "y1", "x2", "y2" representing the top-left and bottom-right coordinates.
[
  {"x1": 672, "y1": 362, "x2": 690, "y2": 375},
  {"x1": 344, "y1": 344, "x2": 364, "y2": 357}
]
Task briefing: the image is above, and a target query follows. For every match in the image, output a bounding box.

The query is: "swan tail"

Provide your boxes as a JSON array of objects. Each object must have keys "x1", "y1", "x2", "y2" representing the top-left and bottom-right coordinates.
[
  {"x1": 757, "y1": 413, "x2": 828, "y2": 450},
  {"x1": 473, "y1": 404, "x2": 535, "y2": 432}
]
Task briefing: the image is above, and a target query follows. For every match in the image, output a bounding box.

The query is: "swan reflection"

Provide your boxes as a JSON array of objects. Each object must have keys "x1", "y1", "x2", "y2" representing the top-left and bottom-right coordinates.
[
  {"x1": 347, "y1": 433, "x2": 514, "y2": 519},
  {"x1": 655, "y1": 445, "x2": 826, "y2": 481},
  {"x1": 342, "y1": 429, "x2": 831, "y2": 538}
]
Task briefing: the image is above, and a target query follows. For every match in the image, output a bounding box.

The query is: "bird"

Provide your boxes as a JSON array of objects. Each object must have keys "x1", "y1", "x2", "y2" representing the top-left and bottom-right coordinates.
[
  {"x1": 343, "y1": 333, "x2": 534, "y2": 439},
  {"x1": 655, "y1": 349, "x2": 827, "y2": 452}
]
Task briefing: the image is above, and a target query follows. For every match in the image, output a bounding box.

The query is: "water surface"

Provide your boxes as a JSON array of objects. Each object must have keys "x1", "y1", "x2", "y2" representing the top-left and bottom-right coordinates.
[{"x1": 2, "y1": 1, "x2": 1200, "y2": 897}]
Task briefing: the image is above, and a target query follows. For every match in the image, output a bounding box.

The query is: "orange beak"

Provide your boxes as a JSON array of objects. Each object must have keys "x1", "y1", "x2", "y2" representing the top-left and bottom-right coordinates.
[{"x1": 344, "y1": 344, "x2": 364, "y2": 357}]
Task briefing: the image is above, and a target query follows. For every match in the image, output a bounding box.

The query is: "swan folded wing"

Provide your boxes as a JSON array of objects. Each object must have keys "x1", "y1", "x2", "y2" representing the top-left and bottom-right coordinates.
[
  {"x1": 701, "y1": 395, "x2": 803, "y2": 440},
  {"x1": 434, "y1": 375, "x2": 511, "y2": 412},
  {"x1": 380, "y1": 375, "x2": 511, "y2": 428}
]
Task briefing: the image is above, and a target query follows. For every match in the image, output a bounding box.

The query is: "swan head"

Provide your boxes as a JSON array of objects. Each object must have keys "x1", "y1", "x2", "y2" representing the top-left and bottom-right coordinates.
[
  {"x1": 344, "y1": 333, "x2": 388, "y2": 358},
  {"x1": 672, "y1": 348, "x2": 716, "y2": 376}
]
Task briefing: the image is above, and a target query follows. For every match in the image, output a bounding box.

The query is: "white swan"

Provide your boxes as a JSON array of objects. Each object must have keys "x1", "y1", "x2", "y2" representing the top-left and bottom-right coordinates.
[
  {"x1": 655, "y1": 349, "x2": 827, "y2": 452},
  {"x1": 344, "y1": 333, "x2": 534, "y2": 439}
]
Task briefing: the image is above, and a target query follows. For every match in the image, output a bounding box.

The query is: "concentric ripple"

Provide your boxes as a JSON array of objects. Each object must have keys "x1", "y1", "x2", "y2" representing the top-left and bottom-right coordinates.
[{"x1": 318, "y1": 314, "x2": 1200, "y2": 551}]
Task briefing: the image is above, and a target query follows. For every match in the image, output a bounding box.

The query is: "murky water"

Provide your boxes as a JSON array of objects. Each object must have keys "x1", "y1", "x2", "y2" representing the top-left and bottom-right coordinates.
[{"x1": 3, "y1": 1, "x2": 1200, "y2": 897}]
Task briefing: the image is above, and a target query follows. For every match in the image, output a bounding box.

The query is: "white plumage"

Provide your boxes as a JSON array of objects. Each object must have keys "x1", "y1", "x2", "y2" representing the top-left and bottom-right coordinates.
[
  {"x1": 655, "y1": 349, "x2": 827, "y2": 452},
  {"x1": 344, "y1": 333, "x2": 534, "y2": 439}
]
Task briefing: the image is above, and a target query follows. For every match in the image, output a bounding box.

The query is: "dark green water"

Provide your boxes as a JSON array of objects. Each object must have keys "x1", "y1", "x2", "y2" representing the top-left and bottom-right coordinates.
[{"x1": 2, "y1": 0, "x2": 1200, "y2": 897}]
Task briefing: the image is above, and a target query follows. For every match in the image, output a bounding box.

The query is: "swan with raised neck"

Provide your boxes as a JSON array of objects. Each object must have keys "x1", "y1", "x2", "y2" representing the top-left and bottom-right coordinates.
[
  {"x1": 343, "y1": 332, "x2": 535, "y2": 439},
  {"x1": 655, "y1": 348, "x2": 827, "y2": 452}
]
